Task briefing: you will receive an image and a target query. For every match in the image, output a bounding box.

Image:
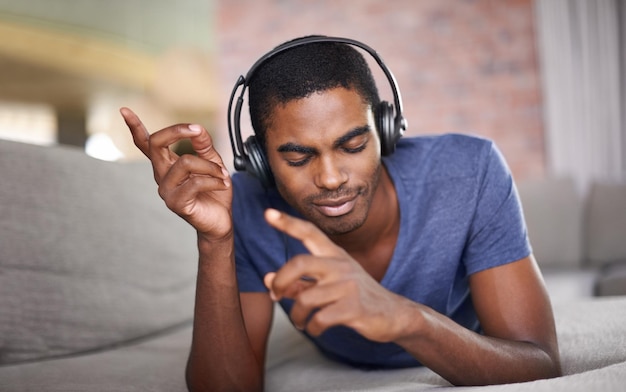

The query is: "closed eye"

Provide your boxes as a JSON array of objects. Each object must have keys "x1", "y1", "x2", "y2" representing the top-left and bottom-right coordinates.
[
  {"x1": 285, "y1": 154, "x2": 312, "y2": 167},
  {"x1": 335, "y1": 126, "x2": 371, "y2": 155},
  {"x1": 276, "y1": 125, "x2": 371, "y2": 167},
  {"x1": 342, "y1": 141, "x2": 368, "y2": 154},
  {"x1": 277, "y1": 143, "x2": 316, "y2": 167}
]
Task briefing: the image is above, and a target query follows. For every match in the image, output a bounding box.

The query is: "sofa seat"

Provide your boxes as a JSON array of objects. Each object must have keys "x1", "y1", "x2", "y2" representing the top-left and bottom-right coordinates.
[
  {"x1": 1, "y1": 139, "x2": 625, "y2": 391},
  {"x1": 1, "y1": 298, "x2": 625, "y2": 391},
  {"x1": 0, "y1": 323, "x2": 192, "y2": 392},
  {"x1": 264, "y1": 297, "x2": 626, "y2": 392}
]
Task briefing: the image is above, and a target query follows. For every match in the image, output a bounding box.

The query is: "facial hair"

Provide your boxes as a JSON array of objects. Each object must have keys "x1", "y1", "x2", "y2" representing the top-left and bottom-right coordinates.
[{"x1": 276, "y1": 163, "x2": 382, "y2": 236}]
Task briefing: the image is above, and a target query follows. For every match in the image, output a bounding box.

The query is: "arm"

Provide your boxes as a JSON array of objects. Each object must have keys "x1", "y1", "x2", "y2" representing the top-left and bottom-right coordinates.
[
  {"x1": 264, "y1": 209, "x2": 561, "y2": 386},
  {"x1": 187, "y1": 238, "x2": 274, "y2": 392},
  {"x1": 393, "y1": 255, "x2": 561, "y2": 385},
  {"x1": 120, "y1": 108, "x2": 273, "y2": 391}
]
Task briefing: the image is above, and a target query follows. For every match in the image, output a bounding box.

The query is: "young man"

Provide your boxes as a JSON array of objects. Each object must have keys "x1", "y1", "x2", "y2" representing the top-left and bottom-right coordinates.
[{"x1": 121, "y1": 37, "x2": 561, "y2": 391}]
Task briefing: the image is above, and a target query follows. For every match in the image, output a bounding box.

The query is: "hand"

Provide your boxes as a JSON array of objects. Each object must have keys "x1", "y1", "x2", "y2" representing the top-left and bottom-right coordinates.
[
  {"x1": 263, "y1": 209, "x2": 414, "y2": 342},
  {"x1": 120, "y1": 107, "x2": 233, "y2": 241}
]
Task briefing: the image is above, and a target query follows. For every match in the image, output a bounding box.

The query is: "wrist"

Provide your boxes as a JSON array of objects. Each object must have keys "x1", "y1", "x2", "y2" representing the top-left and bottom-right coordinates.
[
  {"x1": 196, "y1": 230, "x2": 234, "y2": 263},
  {"x1": 392, "y1": 297, "x2": 429, "y2": 345},
  {"x1": 197, "y1": 229, "x2": 234, "y2": 246}
]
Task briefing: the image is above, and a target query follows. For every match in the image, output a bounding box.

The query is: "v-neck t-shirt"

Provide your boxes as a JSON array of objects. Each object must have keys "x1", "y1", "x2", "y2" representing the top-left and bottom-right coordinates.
[{"x1": 232, "y1": 133, "x2": 531, "y2": 369}]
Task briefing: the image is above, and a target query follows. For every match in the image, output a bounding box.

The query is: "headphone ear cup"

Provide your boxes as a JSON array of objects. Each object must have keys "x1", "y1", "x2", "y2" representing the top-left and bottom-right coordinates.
[
  {"x1": 243, "y1": 135, "x2": 274, "y2": 188},
  {"x1": 377, "y1": 101, "x2": 398, "y2": 156}
]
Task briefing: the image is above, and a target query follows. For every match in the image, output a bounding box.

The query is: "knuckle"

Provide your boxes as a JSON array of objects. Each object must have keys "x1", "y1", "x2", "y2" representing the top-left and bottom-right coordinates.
[
  {"x1": 177, "y1": 153, "x2": 195, "y2": 167},
  {"x1": 295, "y1": 291, "x2": 314, "y2": 309},
  {"x1": 147, "y1": 135, "x2": 157, "y2": 152},
  {"x1": 310, "y1": 311, "x2": 332, "y2": 334},
  {"x1": 163, "y1": 199, "x2": 177, "y2": 212},
  {"x1": 163, "y1": 197, "x2": 177, "y2": 211},
  {"x1": 188, "y1": 175, "x2": 204, "y2": 188},
  {"x1": 305, "y1": 317, "x2": 320, "y2": 336},
  {"x1": 157, "y1": 184, "x2": 168, "y2": 200},
  {"x1": 132, "y1": 135, "x2": 144, "y2": 150},
  {"x1": 158, "y1": 186, "x2": 178, "y2": 210},
  {"x1": 174, "y1": 124, "x2": 190, "y2": 135}
]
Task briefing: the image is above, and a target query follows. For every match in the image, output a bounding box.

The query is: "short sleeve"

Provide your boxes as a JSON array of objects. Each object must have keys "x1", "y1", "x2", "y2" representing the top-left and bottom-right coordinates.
[
  {"x1": 462, "y1": 142, "x2": 531, "y2": 275},
  {"x1": 231, "y1": 172, "x2": 293, "y2": 293},
  {"x1": 234, "y1": 225, "x2": 268, "y2": 292}
]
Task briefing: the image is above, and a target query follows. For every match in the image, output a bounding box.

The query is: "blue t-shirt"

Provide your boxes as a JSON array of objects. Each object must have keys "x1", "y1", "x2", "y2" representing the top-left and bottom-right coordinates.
[{"x1": 232, "y1": 134, "x2": 531, "y2": 369}]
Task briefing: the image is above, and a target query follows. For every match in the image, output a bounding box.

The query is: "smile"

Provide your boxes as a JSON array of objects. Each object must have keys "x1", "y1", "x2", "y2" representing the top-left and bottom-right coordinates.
[{"x1": 313, "y1": 195, "x2": 358, "y2": 217}]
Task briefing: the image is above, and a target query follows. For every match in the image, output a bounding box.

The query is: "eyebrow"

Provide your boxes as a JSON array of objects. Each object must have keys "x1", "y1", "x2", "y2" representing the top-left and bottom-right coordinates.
[
  {"x1": 276, "y1": 143, "x2": 316, "y2": 154},
  {"x1": 332, "y1": 125, "x2": 371, "y2": 149},
  {"x1": 276, "y1": 125, "x2": 372, "y2": 154}
]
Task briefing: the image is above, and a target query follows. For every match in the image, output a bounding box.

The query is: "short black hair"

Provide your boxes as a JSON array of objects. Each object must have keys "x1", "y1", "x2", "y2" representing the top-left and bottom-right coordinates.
[{"x1": 248, "y1": 36, "x2": 381, "y2": 149}]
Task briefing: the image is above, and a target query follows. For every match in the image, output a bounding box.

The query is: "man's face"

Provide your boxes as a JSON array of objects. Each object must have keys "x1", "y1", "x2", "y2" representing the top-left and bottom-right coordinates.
[{"x1": 265, "y1": 87, "x2": 382, "y2": 236}]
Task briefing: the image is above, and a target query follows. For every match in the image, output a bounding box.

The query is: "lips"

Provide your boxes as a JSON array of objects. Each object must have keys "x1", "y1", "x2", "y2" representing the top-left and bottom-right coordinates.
[{"x1": 313, "y1": 195, "x2": 358, "y2": 217}]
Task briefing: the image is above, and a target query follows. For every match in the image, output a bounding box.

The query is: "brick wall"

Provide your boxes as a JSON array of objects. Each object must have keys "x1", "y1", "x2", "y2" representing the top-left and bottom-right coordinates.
[{"x1": 215, "y1": 0, "x2": 545, "y2": 181}]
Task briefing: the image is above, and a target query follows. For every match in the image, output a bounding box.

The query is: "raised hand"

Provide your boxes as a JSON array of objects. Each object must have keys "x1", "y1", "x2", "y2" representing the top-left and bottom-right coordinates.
[
  {"x1": 120, "y1": 107, "x2": 233, "y2": 241},
  {"x1": 263, "y1": 208, "x2": 415, "y2": 342}
]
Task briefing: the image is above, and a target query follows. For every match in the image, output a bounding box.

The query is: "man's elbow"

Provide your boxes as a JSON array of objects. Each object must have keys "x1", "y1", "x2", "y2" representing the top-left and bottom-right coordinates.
[{"x1": 185, "y1": 359, "x2": 264, "y2": 392}]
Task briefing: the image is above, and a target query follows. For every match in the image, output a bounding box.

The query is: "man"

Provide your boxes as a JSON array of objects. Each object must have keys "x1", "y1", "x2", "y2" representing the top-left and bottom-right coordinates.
[{"x1": 121, "y1": 36, "x2": 561, "y2": 392}]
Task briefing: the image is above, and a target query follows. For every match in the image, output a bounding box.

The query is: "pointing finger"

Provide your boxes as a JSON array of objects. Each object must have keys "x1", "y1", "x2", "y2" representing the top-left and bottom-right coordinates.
[
  {"x1": 120, "y1": 107, "x2": 150, "y2": 157},
  {"x1": 264, "y1": 209, "x2": 344, "y2": 258}
]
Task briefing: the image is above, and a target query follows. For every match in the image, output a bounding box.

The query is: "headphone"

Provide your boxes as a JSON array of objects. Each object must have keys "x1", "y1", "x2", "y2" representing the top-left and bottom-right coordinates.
[{"x1": 227, "y1": 36, "x2": 407, "y2": 188}]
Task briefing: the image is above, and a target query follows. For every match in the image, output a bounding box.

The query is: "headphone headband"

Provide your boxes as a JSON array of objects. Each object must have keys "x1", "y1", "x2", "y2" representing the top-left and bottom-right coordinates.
[
  {"x1": 228, "y1": 36, "x2": 407, "y2": 182},
  {"x1": 246, "y1": 37, "x2": 404, "y2": 113}
]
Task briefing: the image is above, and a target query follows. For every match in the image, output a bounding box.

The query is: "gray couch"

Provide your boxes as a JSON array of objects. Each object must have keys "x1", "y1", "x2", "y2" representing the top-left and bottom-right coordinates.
[{"x1": 1, "y1": 138, "x2": 625, "y2": 391}]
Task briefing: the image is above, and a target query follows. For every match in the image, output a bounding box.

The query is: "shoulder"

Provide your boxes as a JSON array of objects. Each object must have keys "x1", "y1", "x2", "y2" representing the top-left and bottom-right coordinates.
[
  {"x1": 385, "y1": 134, "x2": 497, "y2": 183},
  {"x1": 394, "y1": 133, "x2": 494, "y2": 163}
]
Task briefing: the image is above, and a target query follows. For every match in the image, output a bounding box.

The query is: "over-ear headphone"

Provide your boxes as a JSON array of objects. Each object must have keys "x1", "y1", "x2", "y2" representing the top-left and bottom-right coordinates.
[{"x1": 227, "y1": 36, "x2": 407, "y2": 188}]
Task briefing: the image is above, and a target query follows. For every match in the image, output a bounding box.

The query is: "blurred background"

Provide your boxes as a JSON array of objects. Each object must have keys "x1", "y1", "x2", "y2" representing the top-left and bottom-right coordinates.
[{"x1": 0, "y1": 0, "x2": 624, "y2": 193}]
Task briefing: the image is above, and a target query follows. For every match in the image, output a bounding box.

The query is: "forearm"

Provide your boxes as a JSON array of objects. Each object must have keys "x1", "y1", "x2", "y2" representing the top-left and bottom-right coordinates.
[
  {"x1": 395, "y1": 302, "x2": 561, "y2": 386},
  {"x1": 186, "y1": 234, "x2": 263, "y2": 392}
]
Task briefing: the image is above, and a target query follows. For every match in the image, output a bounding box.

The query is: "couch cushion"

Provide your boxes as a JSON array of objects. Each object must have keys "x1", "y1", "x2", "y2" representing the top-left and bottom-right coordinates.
[
  {"x1": 1, "y1": 299, "x2": 625, "y2": 391},
  {"x1": 263, "y1": 298, "x2": 626, "y2": 391},
  {"x1": 0, "y1": 139, "x2": 197, "y2": 365},
  {"x1": 516, "y1": 177, "x2": 584, "y2": 268},
  {"x1": 0, "y1": 323, "x2": 192, "y2": 392},
  {"x1": 585, "y1": 181, "x2": 626, "y2": 267}
]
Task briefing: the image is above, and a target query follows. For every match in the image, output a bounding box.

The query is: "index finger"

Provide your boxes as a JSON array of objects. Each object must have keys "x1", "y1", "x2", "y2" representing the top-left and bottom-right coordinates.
[
  {"x1": 119, "y1": 107, "x2": 150, "y2": 157},
  {"x1": 264, "y1": 209, "x2": 345, "y2": 258}
]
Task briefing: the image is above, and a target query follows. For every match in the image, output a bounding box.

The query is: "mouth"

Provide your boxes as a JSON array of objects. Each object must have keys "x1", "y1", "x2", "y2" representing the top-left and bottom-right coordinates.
[{"x1": 312, "y1": 195, "x2": 358, "y2": 217}]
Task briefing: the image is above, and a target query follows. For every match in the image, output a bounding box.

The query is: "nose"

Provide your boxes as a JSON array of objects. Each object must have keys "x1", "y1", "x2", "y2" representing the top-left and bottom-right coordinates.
[{"x1": 313, "y1": 155, "x2": 348, "y2": 190}]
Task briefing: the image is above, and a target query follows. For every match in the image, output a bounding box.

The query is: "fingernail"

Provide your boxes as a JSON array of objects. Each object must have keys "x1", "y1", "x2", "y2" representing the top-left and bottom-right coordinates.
[
  {"x1": 188, "y1": 124, "x2": 202, "y2": 133},
  {"x1": 265, "y1": 208, "x2": 281, "y2": 221},
  {"x1": 221, "y1": 167, "x2": 230, "y2": 178}
]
